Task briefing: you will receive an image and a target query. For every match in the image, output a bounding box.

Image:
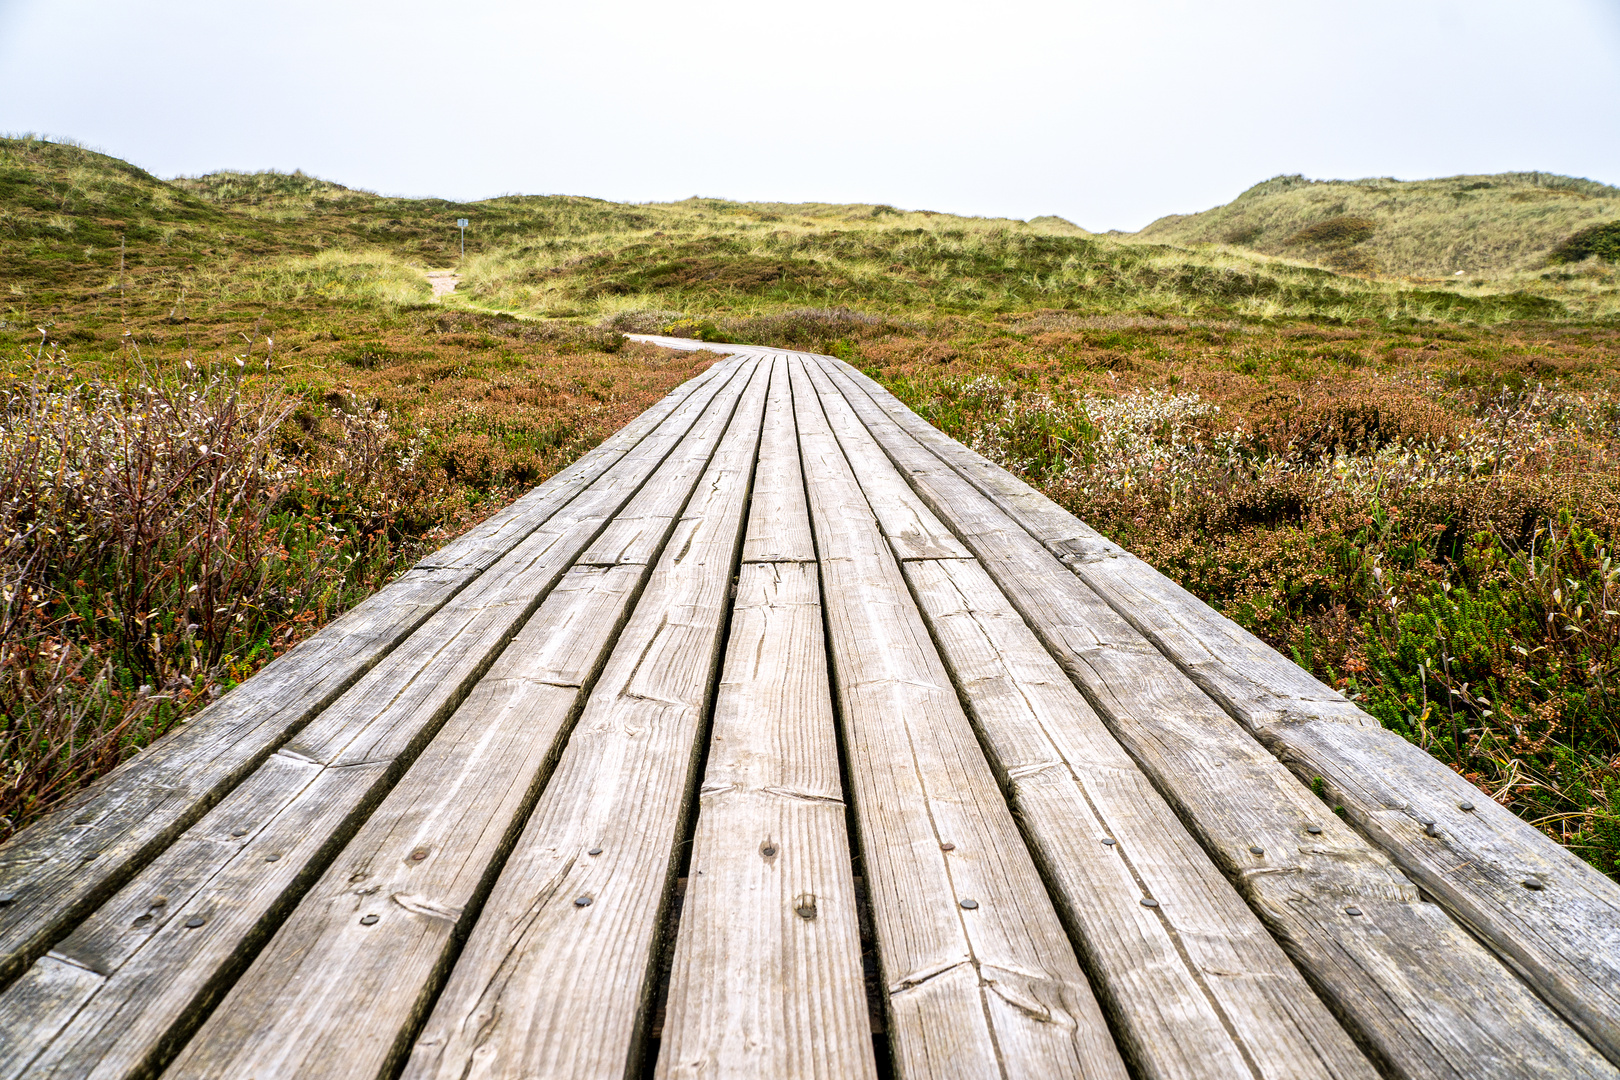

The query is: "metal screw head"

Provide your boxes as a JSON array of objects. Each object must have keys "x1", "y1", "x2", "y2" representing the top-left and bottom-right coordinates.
[
  {"x1": 587, "y1": 847, "x2": 602, "y2": 856},
  {"x1": 940, "y1": 842, "x2": 956, "y2": 851},
  {"x1": 1140, "y1": 898, "x2": 1159, "y2": 908},
  {"x1": 410, "y1": 849, "x2": 428, "y2": 861},
  {"x1": 574, "y1": 896, "x2": 593, "y2": 907},
  {"x1": 1249, "y1": 845, "x2": 1264, "y2": 856},
  {"x1": 1523, "y1": 879, "x2": 1544, "y2": 891},
  {"x1": 184, "y1": 915, "x2": 206, "y2": 928},
  {"x1": 959, "y1": 898, "x2": 979, "y2": 910},
  {"x1": 1459, "y1": 800, "x2": 1475, "y2": 811},
  {"x1": 360, "y1": 914, "x2": 379, "y2": 926},
  {"x1": 1345, "y1": 907, "x2": 1363, "y2": 916},
  {"x1": 1101, "y1": 838, "x2": 1117, "y2": 846},
  {"x1": 1306, "y1": 825, "x2": 1323, "y2": 835}
]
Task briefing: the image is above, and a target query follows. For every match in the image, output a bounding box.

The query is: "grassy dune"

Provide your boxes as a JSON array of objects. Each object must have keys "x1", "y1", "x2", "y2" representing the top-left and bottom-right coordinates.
[
  {"x1": 2, "y1": 135, "x2": 1618, "y2": 879},
  {"x1": 1133, "y1": 172, "x2": 1620, "y2": 292}
]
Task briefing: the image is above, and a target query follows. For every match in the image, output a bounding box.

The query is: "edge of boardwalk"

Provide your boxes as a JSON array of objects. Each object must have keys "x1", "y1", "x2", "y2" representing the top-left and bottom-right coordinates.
[{"x1": 0, "y1": 335, "x2": 1614, "y2": 1080}]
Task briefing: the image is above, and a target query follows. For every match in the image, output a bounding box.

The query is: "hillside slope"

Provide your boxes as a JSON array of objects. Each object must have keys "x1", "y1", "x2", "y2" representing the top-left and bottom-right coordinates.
[
  {"x1": 1133, "y1": 172, "x2": 1620, "y2": 279},
  {"x1": 1, "y1": 137, "x2": 1612, "y2": 330}
]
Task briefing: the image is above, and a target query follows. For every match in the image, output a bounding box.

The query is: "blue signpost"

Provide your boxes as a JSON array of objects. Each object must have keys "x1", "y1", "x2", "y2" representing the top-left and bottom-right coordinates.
[{"x1": 457, "y1": 218, "x2": 468, "y2": 258}]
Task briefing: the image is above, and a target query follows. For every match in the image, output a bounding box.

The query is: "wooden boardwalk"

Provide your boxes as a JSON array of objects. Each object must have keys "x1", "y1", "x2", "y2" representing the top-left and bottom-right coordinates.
[{"x1": 1, "y1": 341, "x2": 1618, "y2": 1080}]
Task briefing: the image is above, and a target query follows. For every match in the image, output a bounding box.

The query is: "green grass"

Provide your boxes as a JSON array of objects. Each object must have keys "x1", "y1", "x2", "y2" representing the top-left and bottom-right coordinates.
[
  {"x1": 1133, "y1": 171, "x2": 1620, "y2": 290},
  {"x1": 9, "y1": 136, "x2": 1615, "y2": 336}
]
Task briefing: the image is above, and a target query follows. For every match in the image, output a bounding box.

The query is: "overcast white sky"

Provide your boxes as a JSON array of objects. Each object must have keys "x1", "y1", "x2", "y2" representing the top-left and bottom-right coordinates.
[{"x1": 2, "y1": 0, "x2": 1617, "y2": 231}]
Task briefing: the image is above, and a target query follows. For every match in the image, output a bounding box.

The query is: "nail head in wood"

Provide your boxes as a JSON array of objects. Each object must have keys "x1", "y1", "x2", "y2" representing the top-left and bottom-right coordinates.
[
  {"x1": 1140, "y1": 898, "x2": 1159, "y2": 908},
  {"x1": 1523, "y1": 879, "x2": 1544, "y2": 891},
  {"x1": 940, "y1": 842, "x2": 955, "y2": 851},
  {"x1": 265, "y1": 853, "x2": 281, "y2": 862},
  {"x1": 1101, "y1": 838, "x2": 1116, "y2": 846},
  {"x1": 959, "y1": 898, "x2": 979, "y2": 910},
  {"x1": 410, "y1": 849, "x2": 428, "y2": 861},
  {"x1": 574, "y1": 895, "x2": 593, "y2": 907},
  {"x1": 1305, "y1": 825, "x2": 1322, "y2": 834},
  {"x1": 1459, "y1": 800, "x2": 1475, "y2": 811},
  {"x1": 184, "y1": 915, "x2": 206, "y2": 928},
  {"x1": 360, "y1": 914, "x2": 379, "y2": 925},
  {"x1": 587, "y1": 847, "x2": 602, "y2": 856},
  {"x1": 1248, "y1": 845, "x2": 1264, "y2": 855},
  {"x1": 1345, "y1": 907, "x2": 1363, "y2": 916}
]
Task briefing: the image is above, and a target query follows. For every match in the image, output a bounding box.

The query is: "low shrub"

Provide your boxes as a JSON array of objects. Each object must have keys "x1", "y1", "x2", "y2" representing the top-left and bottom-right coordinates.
[
  {"x1": 904, "y1": 362, "x2": 1620, "y2": 879},
  {"x1": 1287, "y1": 216, "x2": 1378, "y2": 247},
  {"x1": 1548, "y1": 221, "x2": 1620, "y2": 265},
  {"x1": 0, "y1": 337, "x2": 443, "y2": 840}
]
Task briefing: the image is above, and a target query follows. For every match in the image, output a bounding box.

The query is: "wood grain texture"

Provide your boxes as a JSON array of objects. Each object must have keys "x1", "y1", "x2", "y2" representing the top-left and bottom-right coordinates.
[
  {"x1": 401, "y1": 361, "x2": 771, "y2": 1080},
  {"x1": 0, "y1": 353, "x2": 738, "y2": 993},
  {"x1": 656, "y1": 561, "x2": 874, "y2": 1080},
  {"x1": 656, "y1": 356, "x2": 873, "y2": 1080},
  {"x1": 801, "y1": 362, "x2": 1372, "y2": 1080},
  {"x1": 821, "y1": 353, "x2": 1620, "y2": 1066},
  {"x1": 816, "y1": 355, "x2": 1618, "y2": 1080},
  {"x1": 164, "y1": 563, "x2": 645, "y2": 1080},
  {"x1": 0, "y1": 357, "x2": 759, "y2": 1080},
  {"x1": 741, "y1": 356, "x2": 816, "y2": 565},
  {"x1": 789, "y1": 357, "x2": 1127, "y2": 1080}
]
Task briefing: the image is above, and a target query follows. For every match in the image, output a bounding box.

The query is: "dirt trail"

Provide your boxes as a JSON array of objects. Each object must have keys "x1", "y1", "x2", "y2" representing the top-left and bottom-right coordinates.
[{"x1": 426, "y1": 270, "x2": 460, "y2": 298}]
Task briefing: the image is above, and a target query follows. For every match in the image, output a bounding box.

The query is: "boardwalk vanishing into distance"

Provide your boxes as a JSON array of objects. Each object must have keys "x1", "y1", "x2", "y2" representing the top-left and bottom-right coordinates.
[{"x1": 0, "y1": 340, "x2": 1617, "y2": 1080}]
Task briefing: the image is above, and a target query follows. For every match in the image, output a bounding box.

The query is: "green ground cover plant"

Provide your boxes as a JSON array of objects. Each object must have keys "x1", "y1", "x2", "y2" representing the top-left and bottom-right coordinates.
[
  {"x1": 852, "y1": 317, "x2": 1620, "y2": 878},
  {"x1": 3, "y1": 134, "x2": 1618, "y2": 880}
]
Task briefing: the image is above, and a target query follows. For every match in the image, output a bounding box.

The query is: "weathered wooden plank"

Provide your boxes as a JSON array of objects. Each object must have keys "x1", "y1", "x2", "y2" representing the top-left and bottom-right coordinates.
[
  {"x1": 800, "y1": 362, "x2": 1372, "y2": 1080},
  {"x1": 740, "y1": 355, "x2": 816, "y2": 565},
  {"x1": 656, "y1": 357, "x2": 874, "y2": 1080},
  {"x1": 816, "y1": 355, "x2": 1618, "y2": 1080},
  {"x1": 657, "y1": 561, "x2": 873, "y2": 1080},
  {"x1": 415, "y1": 352, "x2": 732, "y2": 574},
  {"x1": 797, "y1": 372, "x2": 967, "y2": 563},
  {"x1": 401, "y1": 360, "x2": 772, "y2": 1080},
  {"x1": 822, "y1": 354, "x2": 1620, "y2": 1066},
  {"x1": 902, "y1": 559, "x2": 1374, "y2": 1080},
  {"x1": 164, "y1": 562, "x2": 645, "y2": 1080},
  {"x1": 0, "y1": 353, "x2": 736, "y2": 991},
  {"x1": 789, "y1": 358, "x2": 1127, "y2": 1080},
  {"x1": 0, "y1": 357, "x2": 761, "y2": 1080}
]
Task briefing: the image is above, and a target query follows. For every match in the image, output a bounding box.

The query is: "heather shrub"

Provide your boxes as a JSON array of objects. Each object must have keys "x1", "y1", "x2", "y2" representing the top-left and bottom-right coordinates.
[
  {"x1": 909, "y1": 366, "x2": 1620, "y2": 878},
  {"x1": 0, "y1": 338, "x2": 441, "y2": 839}
]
